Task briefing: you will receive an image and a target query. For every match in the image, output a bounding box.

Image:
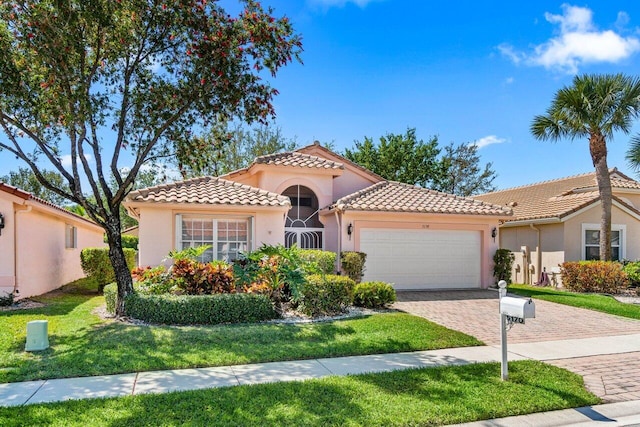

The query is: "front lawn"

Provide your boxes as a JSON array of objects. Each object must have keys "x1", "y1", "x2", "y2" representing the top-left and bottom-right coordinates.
[
  {"x1": 508, "y1": 283, "x2": 640, "y2": 319},
  {"x1": 0, "y1": 361, "x2": 599, "y2": 426},
  {"x1": 0, "y1": 279, "x2": 482, "y2": 383}
]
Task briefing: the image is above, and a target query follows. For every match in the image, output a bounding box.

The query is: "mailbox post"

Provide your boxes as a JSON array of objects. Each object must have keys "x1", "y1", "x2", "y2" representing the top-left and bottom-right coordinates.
[
  {"x1": 498, "y1": 280, "x2": 535, "y2": 381},
  {"x1": 498, "y1": 280, "x2": 508, "y2": 381}
]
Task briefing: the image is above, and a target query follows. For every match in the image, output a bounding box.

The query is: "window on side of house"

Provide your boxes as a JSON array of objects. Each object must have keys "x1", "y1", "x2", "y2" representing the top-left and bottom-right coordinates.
[
  {"x1": 65, "y1": 224, "x2": 77, "y2": 249},
  {"x1": 582, "y1": 224, "x2": 625, "y2": 261},
  {"x1": 176, "y1": 215, "x2": 251, "y2": 262}
]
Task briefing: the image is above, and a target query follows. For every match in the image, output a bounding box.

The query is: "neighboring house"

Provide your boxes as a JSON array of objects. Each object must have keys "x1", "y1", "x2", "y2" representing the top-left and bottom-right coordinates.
[
  {"x1": 475, "y1": 169, "x2": 640, "y2": 285},
  {"x1": 122, "y1": 225, "x2": 139, "y2": 237},
  {"x1": 0, "y1": 183, "x2": 105, "y2": 299},
  {"x1": 124, "y1": 143, "x2": 511, "y2": 290}
]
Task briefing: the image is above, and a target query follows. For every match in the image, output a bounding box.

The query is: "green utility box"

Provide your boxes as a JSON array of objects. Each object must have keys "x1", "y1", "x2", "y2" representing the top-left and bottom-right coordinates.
[{"x1": 25, "y1": 320, "x2": 49, "y2": 351}]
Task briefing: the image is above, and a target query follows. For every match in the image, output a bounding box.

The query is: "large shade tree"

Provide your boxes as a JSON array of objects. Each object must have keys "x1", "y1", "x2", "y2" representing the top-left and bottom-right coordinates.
[
  {"x1": 531, "y1": 74, "x2": 640, "y2": 261},
  {"x1": 0, "y1": 0, "x2": 302, "y2": 315}
]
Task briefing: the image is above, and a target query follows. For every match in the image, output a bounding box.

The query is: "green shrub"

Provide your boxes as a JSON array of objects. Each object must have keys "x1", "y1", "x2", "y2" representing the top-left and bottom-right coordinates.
[
  {"x1": 353, "y1": 281, "x2": 396, "y2": 308},
  {"x1": 493, "y1": 249, "x2": 515, "y2": 284},
  {"x1": 104, "y1": 283, "x2": 117, "y2": 314},
  {"x1": 132, "y1": 266, "x2": 176, "y2": 294},
  {"x1": 123, "y1": 292, "x2": 277, "y2": 325},
  {"x1": 298, "y1": 249, "x2": 337, "y2": 274},
  {"x1": 80, "y1": 248, "x2": 137, "y2": 292},
  {"x1": 560, "y1": 261, "x2": 629, "y2": 293},
  {"x1": 121, "y1": 235, "x2": 139, "y2": 250},
  {"x1": 623, "y1": 261, "x2": 640, "y2": 287},
  {"x1": 233, "y1": 244, "x2": 306, "y2": 304},
  {"x1": 103, "y1": 234, "x2": 139, "y2": 250},
  {"x1": 297, "y1": 274, "x2": 355, "y2": 317},
  {"x1": 341, "y1": 251, "x2": 367, "y2": 283}
]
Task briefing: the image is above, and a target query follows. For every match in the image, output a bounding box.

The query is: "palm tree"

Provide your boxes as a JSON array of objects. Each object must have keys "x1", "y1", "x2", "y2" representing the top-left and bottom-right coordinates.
[{"x1": 531, "y1": 74, "x2": 640, "y2": 261}]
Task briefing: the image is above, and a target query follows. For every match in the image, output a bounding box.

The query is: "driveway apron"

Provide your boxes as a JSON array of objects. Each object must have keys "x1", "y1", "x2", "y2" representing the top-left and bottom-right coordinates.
[{"x1": 394, "y1": 289, "x2": 640, "y2": 402}]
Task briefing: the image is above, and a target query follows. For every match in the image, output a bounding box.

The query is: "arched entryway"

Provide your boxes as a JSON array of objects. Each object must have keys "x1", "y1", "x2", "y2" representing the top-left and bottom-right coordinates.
[{"x1": 282, "y1": 185, "x2": 324, "y2": 249}]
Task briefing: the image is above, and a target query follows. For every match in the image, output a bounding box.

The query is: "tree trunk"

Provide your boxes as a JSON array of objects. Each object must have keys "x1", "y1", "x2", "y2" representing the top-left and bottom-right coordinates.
[
  {"x1": 589, "y1": 131, "x2": 612, "y2": 261},
  {"x1": 104, "y1": 214, "x2": 134, "y2": 316}
]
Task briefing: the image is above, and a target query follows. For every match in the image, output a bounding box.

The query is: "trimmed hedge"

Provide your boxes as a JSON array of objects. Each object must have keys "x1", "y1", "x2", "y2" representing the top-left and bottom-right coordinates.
[
  {"x1": 341, "y1": 251, "x2": 367, "y2": 283},
  {"x1": 80, "y1": 247, "x2": 137, "y2": 291},
  {"x1": 298, "y1": 249, "x2": 337, "y2": 274},
  {"x1": 560, "y1": 261, "x2": 629, "y2": 293},
  {"x1": 104, "y1": 283, "x2": 117, "y2": 314},
  {"x1": 124, "y1": 292, "x2": 277, "y2": 325},
  {"x1": 353, "y1": 281, "x2": 396, "y2": 308},
  {"x1": 493, "y1": 249, "x2": 515, "y2": 284},
  {"x1": 298, "y1": 274, "x2": 355, "y2": 316}
]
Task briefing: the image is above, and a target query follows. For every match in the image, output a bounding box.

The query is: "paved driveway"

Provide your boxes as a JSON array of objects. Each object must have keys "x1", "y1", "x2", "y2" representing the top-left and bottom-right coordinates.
[{"x1": 394, "y1": 290, "x2": 640, "y2": 402}]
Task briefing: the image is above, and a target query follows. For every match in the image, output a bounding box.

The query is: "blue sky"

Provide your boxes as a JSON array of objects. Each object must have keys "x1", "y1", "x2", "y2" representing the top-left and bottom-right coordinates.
[
  {"x1": 253, "y1": 0, "x2": 640, "y2": 189},
  {"x1": 2, "y1": 0, "x2": 640, "y2": 191}
]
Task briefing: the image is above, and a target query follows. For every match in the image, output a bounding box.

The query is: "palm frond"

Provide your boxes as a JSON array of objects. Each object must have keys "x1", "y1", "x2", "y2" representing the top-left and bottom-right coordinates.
[{"x1": 626, "y1": 134, "x2": 640, "y2": 172}]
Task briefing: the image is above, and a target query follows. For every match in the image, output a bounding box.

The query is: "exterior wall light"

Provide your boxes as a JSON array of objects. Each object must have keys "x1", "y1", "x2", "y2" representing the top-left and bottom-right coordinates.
[
  {"x1": 347, "y1": 223, "x2": 353, "y2": 240},
  {"x1": 491, "y1": 227, "x2": 497, "y2": 242},
  {"x1": 0, "y1": 212, "x2": 4, "y2": 236}
]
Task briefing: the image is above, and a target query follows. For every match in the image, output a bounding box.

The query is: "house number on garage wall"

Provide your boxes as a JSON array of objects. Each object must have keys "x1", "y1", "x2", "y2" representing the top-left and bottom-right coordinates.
[{"x1": 421, "y1": 224, "x2": 430, "y2": 229}]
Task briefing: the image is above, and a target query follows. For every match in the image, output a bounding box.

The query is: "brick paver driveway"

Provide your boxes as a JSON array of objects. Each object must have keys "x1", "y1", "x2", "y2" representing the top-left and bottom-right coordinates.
[{"x1": 394, "y1": 290, "x2": 640, "y2": 402}]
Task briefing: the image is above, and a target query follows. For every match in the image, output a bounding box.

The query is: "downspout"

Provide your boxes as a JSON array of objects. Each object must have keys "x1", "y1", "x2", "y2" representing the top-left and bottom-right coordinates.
[
  {"x1": 334, "y1": 210, "x2": 342, "y2": 274},
  {"x1": 530, "y1": 223, "x2": 541, "y2": 284},
  {"x1": 13, "y1": 204, "x2": 32, "y2": 296}
]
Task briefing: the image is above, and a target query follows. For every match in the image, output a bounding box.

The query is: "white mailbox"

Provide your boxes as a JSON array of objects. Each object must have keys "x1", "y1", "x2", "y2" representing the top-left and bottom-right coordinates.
[{"x1": 500, "y1": 297, "x2": 535, "y2": 320}]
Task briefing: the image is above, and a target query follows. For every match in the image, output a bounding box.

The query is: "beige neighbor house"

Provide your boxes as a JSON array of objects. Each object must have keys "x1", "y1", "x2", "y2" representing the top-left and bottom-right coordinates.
[
  {"x1": 124, "y1": 143, "x2": 512, "y2": 290},
  {"x1": 475, "y1": 169, "x2": 640, "y2": 285},
  {"x1": 0, "y1": 183, "x2": 105, "y2": 299}
]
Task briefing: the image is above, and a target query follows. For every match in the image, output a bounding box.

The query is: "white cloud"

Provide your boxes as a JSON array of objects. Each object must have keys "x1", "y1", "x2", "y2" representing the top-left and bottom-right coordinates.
[
  {"x1": 499, "y1": 4, "x2": 640, "y2": 74},
  {"x1": 60, "y1": 154, "x2": 93, "y2": 167},
  {"x1": 505, "y1": 76, "x2": 515, "y2": 84},
  {"x1": 472, "y1": 135, "x2": 507, "y2": 149}
]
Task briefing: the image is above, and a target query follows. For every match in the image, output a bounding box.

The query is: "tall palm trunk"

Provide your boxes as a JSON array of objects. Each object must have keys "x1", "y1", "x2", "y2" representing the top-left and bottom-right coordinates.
[{"x1": 589, "y1": 131, "x2": 612, "y2": 261}]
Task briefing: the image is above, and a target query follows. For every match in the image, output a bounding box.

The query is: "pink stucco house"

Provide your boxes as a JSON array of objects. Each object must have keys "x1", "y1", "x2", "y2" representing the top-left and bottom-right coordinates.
[
  {"x1": 124, "y1": 143, "x2": 512, "y2": 290},
  {"x1": 0, "y1": 183, "x2": 105, "y2": 299}
]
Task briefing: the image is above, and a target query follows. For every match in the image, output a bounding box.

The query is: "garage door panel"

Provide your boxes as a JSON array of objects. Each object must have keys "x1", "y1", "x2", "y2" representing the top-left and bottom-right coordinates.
[{"x1": 360, "y1": 228, "x2": 481, "y2": 290}]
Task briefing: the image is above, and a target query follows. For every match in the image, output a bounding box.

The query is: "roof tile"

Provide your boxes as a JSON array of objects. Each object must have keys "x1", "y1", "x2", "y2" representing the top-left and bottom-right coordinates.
[
  {"x1": 126, "y1": 176, "x2": 290, "y2": 207},
  {"x1": 254, "y1": 151, "x2": 344, "y2": 170},
  {"x1": 475, "y1": 169, "x2": 640, "y2": 221},
  {"x1": 335, "y1": 181, "x2": 512, "y2": 216}
]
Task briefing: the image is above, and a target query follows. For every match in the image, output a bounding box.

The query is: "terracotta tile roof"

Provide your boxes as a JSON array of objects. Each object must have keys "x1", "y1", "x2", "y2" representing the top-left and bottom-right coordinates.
[
  {"x1": 295, "y1": 142, "x2": 385, "y2": 182},
  {"x1": 254, "y1": 151, "x2": 344, "y2": 170},
  {"x1": 474, "y1": 169, "x2": 640, "y2": 222},
  {"x1": 0, "y1": 182, "x2": 101, "y2": 227},
  {"x1": 334, "y1": 181, "x2": 512, "y2": 216},
  {"x1": 126, "y1": 176, "x2": 290, "y2": 207}
]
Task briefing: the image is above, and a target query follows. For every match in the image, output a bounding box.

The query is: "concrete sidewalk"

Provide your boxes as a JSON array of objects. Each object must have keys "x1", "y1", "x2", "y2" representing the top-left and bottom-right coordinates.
[{"x1": 2, "y1": 332, "x2": 640, "y2": 410}]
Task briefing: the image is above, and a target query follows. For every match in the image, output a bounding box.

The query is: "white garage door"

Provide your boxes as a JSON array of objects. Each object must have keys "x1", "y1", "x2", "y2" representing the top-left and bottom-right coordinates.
[{"x1": 359, "y1": 228, "x2": 481, "y2": 289}]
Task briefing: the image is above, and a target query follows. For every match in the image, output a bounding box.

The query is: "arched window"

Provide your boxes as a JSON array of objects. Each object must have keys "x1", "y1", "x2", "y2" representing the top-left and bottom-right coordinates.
[
  {"x1": 282, "y1": 185, "x2": 324, "y2": 249},
  {"x1": 282, "y1": 185, "x2": 322, "y2": 228}
]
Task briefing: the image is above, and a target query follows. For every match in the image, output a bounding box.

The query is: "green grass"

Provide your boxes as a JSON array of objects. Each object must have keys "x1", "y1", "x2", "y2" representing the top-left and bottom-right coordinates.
[
  {"x1": 0, "y1": 361, "x2": 599, "y2": 427},
  {"x1": 508, "y1": 283, "x2": 640, "y2": 319},
  {"x1": 0, "y1": 279, "x2": 482, "y2": 383}
]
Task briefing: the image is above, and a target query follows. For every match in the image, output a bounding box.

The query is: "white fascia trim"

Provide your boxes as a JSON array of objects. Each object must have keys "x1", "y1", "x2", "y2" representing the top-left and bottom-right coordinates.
[{"x1": 500, "y1": 217, "x2": 561, "y2": 228}]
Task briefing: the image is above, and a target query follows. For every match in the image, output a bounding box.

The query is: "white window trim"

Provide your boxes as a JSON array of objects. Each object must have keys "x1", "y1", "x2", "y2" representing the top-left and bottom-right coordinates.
[
  {"x1": 175, "y1": 214, "x2": 253, "y2": 261},
  {"x1": 581, "y1": 223, "x2": 626, "y2": 261}
]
